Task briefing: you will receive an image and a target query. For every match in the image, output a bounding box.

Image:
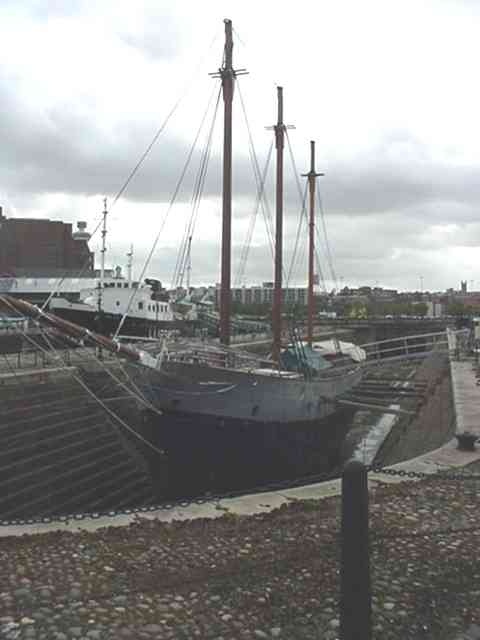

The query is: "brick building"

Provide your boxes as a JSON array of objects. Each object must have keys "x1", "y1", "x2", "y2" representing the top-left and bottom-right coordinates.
[{"x1": 0, "y1": 207, "x2": 94, "y2": 277}]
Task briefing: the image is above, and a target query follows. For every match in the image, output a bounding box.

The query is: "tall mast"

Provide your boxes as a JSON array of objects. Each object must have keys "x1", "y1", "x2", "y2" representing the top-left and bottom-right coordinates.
[
  {"x1": 98, "y1": 197, "x2": 108, "y2": 313},
  {"x1": 219, "y1": 19, "x2": 233, "y2": 346},
  {"x1": 96, "y1": 197, "x2": 108, "y2": 358},
  {"x1": 211, "y1": 19, "x2": 247, "y2": 346},
  {"x1": 126, "y1": 244, "x2": 133, "y2": 288},
  {"x1": 186, "y1": 235, "x2": 192, "y2": 291},
  {"x1": 272, "y1": 87, "x2": 286, "y2": 363},
  {"x1": 302, "y1": 141, "x2": 324, "y2": 345}
]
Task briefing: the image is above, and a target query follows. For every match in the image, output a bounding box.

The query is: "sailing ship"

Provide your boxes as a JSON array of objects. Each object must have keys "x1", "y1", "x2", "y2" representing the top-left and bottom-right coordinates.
[{"x1": 1, "y1": 19, "x2": 364, "y2": 491}]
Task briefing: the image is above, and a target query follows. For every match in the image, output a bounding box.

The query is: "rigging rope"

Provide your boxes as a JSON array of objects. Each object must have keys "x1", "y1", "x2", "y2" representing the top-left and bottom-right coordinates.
[
  {"x1": 234, "y1": 140, "x2": 274, "y2": 287},
  {"x1": 12, "y1": 321, "x2": 166, "y2": 456},
  {"x1": 1, "y1": 297, "x2": 161, "y2": 417},
  {"x1": 110, "y1": 28, "x2": 221, "y2": 211},
  {"x1": 236, "y1": 83, "x2": 276, "y2": 282},
  {"x1": 286, "y1": 180, "x2": 308, "y2": 288},
  {"x1": 40, "y1": 29, "x2": 222, "y2": 311},
  {"x1": 316, "y1": 188, "x2": 338, "y2": 291},
  {"x1": 172, "y1": 87, "x2": 221, "y2": 291},
  {"x1": 314, "y1": 246, "x2": 328, "y2": 294},
  {"x1": 113, "y1": 84, "x2": 221, "y2": 339},
  {"x1": 41, "y1": 216, "x2": 104, "y2": 312}
]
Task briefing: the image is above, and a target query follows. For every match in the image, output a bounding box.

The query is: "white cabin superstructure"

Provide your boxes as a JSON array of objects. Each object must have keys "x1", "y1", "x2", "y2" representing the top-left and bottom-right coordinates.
[
  {"x1": 48, "y1": 276, "x2": 175, "y2": 339},
  {"x1": 80, "y1": 278, "x2": 174, "y2": 323}
]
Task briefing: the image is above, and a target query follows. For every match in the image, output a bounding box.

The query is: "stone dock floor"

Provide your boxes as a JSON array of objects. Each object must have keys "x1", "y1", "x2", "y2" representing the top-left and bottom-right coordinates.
[{"x1": 2, "y1": 357, "x2": 480, "y2": 639}]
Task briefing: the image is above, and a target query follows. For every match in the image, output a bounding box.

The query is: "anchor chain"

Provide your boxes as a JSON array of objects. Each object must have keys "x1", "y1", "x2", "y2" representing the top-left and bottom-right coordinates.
[{"x1": 2, "y1": 463, "x2": 480, "y2": 527}]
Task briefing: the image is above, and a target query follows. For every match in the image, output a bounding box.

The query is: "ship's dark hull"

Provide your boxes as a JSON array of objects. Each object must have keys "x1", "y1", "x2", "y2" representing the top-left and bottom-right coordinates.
[
  {"x1": 130, "y1": 360, "x2": 362, "y2": 496},
  {"x1": 141, "y1": 405, "x2": 356, "y2": 497},
  {"x1": 49, "y1": 306, "x2": 174, "y2": 338}
]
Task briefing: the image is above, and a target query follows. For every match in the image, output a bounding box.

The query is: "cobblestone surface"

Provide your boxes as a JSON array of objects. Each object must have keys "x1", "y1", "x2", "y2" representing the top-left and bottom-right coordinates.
[{"x1": 2, "y1": 471, "x2": 480, "y2": 639}]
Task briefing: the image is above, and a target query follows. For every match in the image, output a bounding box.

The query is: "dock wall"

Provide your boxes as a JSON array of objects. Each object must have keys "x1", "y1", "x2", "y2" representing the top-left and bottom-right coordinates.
[{"x1": 374, "y1": 352, "x2": 455, "y2": 466}]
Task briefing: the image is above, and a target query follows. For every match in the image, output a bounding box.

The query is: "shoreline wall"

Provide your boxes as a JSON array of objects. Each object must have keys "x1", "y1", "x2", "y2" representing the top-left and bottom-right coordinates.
[{"x1": 374, "y1": 352, "x2": 454, "y2": 466}]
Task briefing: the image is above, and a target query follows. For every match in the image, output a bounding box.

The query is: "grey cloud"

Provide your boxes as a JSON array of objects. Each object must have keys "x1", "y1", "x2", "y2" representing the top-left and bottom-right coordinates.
[
  {"x1": 2, "y1": 60, "x2": 480, "y2": 294},
  {"x1": 320, "y1": 131, "x2": 480, "y2": 218},
  {"x1": 2, "y1": 75, "x2": 479, "y2": 232},
  {"x1": 121, "y1": 14, "x2": 181, "y2": 60}
]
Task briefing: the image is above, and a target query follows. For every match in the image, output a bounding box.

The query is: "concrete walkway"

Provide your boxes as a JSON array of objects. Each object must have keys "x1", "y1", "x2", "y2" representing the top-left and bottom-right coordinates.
[{"x1": 1, "y1": 356, "x2": 479, "y2": 538}]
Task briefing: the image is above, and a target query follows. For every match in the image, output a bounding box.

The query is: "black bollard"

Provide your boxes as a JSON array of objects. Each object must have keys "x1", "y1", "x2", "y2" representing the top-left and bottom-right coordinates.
[{"x1": 340, "y1": 460, "x2": 371, "y2": 640}]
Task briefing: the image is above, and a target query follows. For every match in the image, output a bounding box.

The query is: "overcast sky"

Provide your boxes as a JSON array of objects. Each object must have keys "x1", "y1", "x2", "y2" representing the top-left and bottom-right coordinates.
[{"x1": 1, "y1": 0, "x2": 480, "y2": 292}]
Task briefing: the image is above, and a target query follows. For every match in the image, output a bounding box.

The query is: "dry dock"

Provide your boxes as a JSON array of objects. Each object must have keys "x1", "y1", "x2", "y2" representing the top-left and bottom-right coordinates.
[{"x1": 1, "y1": 355, "x2": 480, "y2": 639}]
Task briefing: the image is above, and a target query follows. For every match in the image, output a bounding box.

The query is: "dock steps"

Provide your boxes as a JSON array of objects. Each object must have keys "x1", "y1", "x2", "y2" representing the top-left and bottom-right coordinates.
[{"x1": 0, "y1": 370, "x2": 156, "y2": 520}]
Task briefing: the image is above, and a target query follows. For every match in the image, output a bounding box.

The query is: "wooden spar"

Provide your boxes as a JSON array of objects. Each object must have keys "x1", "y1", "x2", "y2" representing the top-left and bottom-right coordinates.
[
  {"x1": 0, "y1": 294, "x2": 141, "y2": 363},
  {"x1": 302, "y1": 141, "x2": 324, "y2": 345},
  {"x1": 209, "y1": 20, "x2": 246, "y2": 347},
  {"x1": 219, "y1": 19, "x2": 234, "y2": 347},
  {"x1": 98, "y1": 197, "x2": 108, "y2": 313},
  {"x1": 272, "y1": 86, "x2": 285, "y2": 363}
]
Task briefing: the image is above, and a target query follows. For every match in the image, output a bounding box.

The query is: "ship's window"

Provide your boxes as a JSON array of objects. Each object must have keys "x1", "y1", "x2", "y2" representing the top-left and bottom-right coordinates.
[
  {"x1": 148, "y1": 304, "x2": 151, "y2": 311},
  {"x1": 117, "y1": 283, "x2": 122, "y2": 288},
  {"x1": 116, "y1": 301, "x2": 120, "y2": 306},
  {"x1": 124, "y1": 283, "x2": 128, "y2": 288},
  {"x1": 138, "y1": 302, "x2": 144, "y2": 310},
  {"x1": 251, "y1": 405, "x2": 259, "y2": 416}
]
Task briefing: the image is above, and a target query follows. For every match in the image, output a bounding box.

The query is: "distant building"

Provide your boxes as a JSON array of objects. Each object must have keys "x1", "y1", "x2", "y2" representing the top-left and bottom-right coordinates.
[
  {"x1": 0, "y1": 206, "x2": 94, "y2": 277},
  {"x1": 338, "y1": 285, "x2": 397, "y2": 301},
  {"x1": 461, "y1": 280, "x2": 467, "y2": 294},
  {"x1": 216, "y1": 283, "x2": 309, "y2": 307},
  {"x1": 426, "y1": 301, "x2": 445, "y2": 318},
  {"x1": 372, "y1": 287, "x2": 398, "y2": 299}
]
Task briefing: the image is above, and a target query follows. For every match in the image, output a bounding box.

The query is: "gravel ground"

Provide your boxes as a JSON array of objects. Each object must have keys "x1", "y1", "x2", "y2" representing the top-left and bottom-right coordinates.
[{"x1": 2, "y1": 472, "x2": 480, "y2": 640}]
